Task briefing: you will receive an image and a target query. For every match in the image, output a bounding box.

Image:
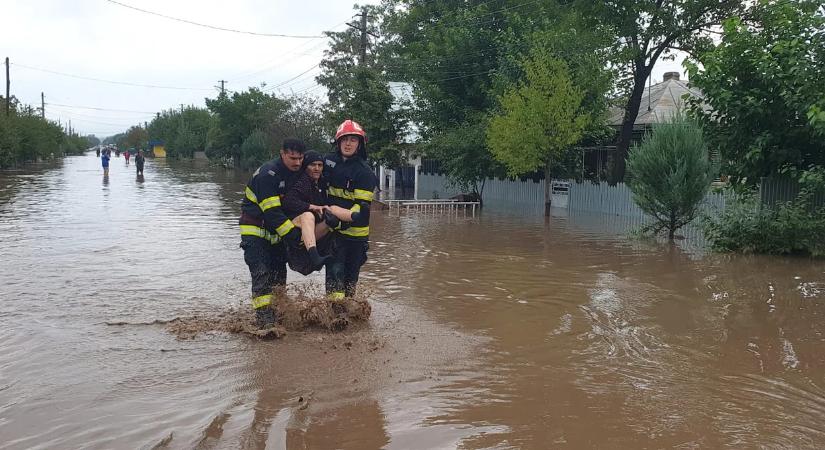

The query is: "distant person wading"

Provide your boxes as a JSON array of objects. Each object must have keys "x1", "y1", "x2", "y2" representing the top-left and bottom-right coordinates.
[{"x1": 135, "y1": 150, "x2": 145, "y2": 176}]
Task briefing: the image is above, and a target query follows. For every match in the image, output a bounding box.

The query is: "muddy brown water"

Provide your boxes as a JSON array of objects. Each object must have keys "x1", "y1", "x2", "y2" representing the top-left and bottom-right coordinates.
[{"x1": 1, "y1": 153, "x2": 824, "y2": 449}]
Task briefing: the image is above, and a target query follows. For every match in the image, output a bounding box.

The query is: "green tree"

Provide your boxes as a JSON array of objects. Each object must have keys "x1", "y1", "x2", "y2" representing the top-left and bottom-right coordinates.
[
  {"x1": 205, "y1": 88, "x2": 289, "y2": 166},
  {"x1": 487, "y1": 52, "x2": 590, "y2": 215},
  {"x1": 85, "y1": 135, "x2": 101, "y2": 147},
  {"x1": 317, "y1": 4, "x2": 406, "y2": 169},
  {"x1": 123, "y1": 125, "x2": 148, "y2": 150},
  {"x1": 147, "y1": 107, "x2": 212, "y2": 158},
  {"x1": 0, "y1": 96, "x2": 83, "y2": 167},
  {"x1": 381, "y1": 1, "x2": 611, "y2": 195},
  {"x1": 381, "y1": 0, "x2": 522, "y2": 195},
  {"x1": 578, "y1": 0, "x2": 748, "y2": 183},
  {"x1": 627, "y1": 114, "x2": 714, "y2": 240},
  {"x1": 686, "y1": 0, "x2": 825, "y2": 189},
  {"x1": 239, "y1": 130, "x2": 271, "y2": 170},
  {"x1": 268, "y1": 94, "x2": 328, "y2": 152}
]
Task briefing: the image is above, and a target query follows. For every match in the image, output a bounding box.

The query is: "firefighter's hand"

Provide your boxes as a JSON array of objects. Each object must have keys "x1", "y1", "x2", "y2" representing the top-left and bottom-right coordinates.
[{"x1": 284, "y1": 227, "x2": 301, "y2": 244}]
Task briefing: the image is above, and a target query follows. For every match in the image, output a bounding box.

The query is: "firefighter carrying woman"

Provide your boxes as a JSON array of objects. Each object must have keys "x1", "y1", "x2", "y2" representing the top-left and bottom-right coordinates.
[{"x1": 239, "y1": 119, "x2": 376, "y2": 331}]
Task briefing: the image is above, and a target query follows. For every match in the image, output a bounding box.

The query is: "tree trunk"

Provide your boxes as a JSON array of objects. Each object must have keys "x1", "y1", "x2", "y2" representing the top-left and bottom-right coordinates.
[
  {"x1": 612, "y1": 66, "x2": 651, "y2": 185},
  {"x1": 544, "y1": 161, "x2": 552, "y2": 216}
]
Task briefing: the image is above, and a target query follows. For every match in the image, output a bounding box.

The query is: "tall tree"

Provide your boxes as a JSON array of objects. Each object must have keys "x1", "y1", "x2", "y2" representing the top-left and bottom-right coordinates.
[
  {"x1": 487, "y1": 52, "x2": 590, "y2": 215},
  {"x1": 381, "y1": 0, "x2": 516, "y2": 195},
  {"x1": 205, "y1": 88, "x2": 290, "y2": 166},
  {"x1": 687, "y1": 0, "x2": 825, "y2": 189},
  {"x1": 578, "y1": 0, "x2": 747, "y2": 183},
  {"x1": 317, "y1": 4, "x2": 406, "y2": 168}
]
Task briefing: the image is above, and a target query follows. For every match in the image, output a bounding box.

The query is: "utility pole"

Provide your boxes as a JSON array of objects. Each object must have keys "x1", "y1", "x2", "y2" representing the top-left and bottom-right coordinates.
[
  {"x1": 5, "y1": 57, "x2": 9, "y2": 117},
  {"x1": 347, "y1": 7, "x2": 376, "y2": 68},
  {"x1": 41, "y1": 92, "x2": 45, "y2": 119},
  {"x1": 359, "y1": 8, "x2": 367, "y2": 67},
  {"x1": 218, "y1": 79, "x2": 227, "y2": 95}
]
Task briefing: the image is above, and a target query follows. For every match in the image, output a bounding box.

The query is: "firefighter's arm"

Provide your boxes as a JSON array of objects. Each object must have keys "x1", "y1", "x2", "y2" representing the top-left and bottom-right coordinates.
[
  {"x1": 252, "y1": 173, "x2": 298, "y2": 239},
  {"x1": 349, "y1": 169, "x2": 376, "y2": 217}
]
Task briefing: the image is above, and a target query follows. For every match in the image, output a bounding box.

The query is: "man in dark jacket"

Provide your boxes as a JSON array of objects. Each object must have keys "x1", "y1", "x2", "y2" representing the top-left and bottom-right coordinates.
[{"x1": 239, "y1": 138, "x2": 305, "y2": 329}]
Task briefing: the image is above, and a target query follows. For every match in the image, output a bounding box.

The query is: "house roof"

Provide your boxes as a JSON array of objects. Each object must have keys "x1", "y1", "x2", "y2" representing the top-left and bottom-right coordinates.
[{"x1": 608, "y1": 73, "x2": 705, "y2": 127}]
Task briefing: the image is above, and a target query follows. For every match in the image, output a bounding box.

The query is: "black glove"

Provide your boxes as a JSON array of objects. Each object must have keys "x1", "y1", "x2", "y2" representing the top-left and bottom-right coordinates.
[
  {"x1": 323, "y1": 209, "x2": 341, "y2": 229},
  {"x1": 283, "y1": 226, "x2": 301, "y2": 244},
  {"x1": 350, "y1": 203, "x2": 370, "y2": 222}
]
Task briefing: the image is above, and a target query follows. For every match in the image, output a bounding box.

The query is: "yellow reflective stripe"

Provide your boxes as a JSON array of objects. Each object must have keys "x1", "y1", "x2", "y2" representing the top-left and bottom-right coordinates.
[
  {"x1": 259, "y1": 195, "x2": 281, "y2": 212},
  {"x1": 240, "y1": 225, "x2": 282, "y2": 244},
  {"x1": 328, "y1": 292, "x2": 345, "y2": 301},
  {"x1": 350, "y1": 203, "x2": 361, "y2": 213},
  {"x1": 353, "y1": 189, "x2": 374, "y2": 202},
  {"x1": 245, "y1": 186, "x2": 258, "y2": 204},
  {"x1": 239, "y1": 225, "x2": 267, "y2": 238},
  {"x1": 340, "y1": 226, "x2": 369, "y2": 237},
  {"x1": 327, "y1": 186, "x2": 354, "y2": 200},
  {"x1": 275, "y1": 219, "x2": 294, "y2": 236},
  {"x1": 252, "y1": 294, "x2": 272, "y2": 309}
]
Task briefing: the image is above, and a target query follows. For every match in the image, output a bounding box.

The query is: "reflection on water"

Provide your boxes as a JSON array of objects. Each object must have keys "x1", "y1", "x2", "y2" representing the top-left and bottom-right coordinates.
[{"x1": 1, "y1": 153, "x2": 824, "y2": 448}]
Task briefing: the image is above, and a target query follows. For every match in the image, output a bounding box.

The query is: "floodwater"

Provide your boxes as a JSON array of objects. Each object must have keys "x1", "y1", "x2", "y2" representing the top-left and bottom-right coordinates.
[{"x1": 2, "y1": 153, "x2": 825, "y2": 449}]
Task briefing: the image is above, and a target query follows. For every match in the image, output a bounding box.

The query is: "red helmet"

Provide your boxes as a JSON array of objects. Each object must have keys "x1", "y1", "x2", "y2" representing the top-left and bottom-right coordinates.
[{"x1": 334, "y1": 119, "x2": 367, "y2": 143}]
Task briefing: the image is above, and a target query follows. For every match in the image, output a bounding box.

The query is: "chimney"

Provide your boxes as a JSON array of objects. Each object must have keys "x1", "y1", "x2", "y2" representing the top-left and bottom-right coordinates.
[{"x1": 663, "y1": 71, "x2": 680, "y2": 82}]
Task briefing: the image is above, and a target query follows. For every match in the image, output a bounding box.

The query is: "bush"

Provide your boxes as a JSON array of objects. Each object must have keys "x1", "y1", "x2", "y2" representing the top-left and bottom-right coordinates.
[
  {"x1": 703, "y1": 192, "x2": 825, "y2": 256},
  {"x1": 239, "y1": 130, "x2": 270, "y2": 170},
  {"x1": 627, "y1": 114, "x2": 714, "y2": 240}
]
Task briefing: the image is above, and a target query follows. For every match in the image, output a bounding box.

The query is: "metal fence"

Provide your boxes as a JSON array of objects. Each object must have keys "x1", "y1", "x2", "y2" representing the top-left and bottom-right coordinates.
[
  {"x1": 417, "y1": 173, "x2": 729, "y2": 220},
  {"x1": 760, "y1": 177, "x2": 825, "y2": 208},
  {"x1": 418, "y1": 173, "x2": 546, "y2": 205},
  {"x1": 568, "y1": 181, "x2": 729, "y2": 220}
]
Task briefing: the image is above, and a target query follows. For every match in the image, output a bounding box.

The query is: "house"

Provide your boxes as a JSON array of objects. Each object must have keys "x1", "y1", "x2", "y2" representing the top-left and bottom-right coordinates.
[
  {"x1": 583, "y1": 71, "x2": 705, "y2": 181},
  {"x1": 607, "y1": 71, "x2": 705, "y2": 132}
]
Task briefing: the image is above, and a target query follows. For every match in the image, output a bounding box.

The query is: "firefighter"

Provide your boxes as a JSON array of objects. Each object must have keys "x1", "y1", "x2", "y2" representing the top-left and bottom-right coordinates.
[
  {"x1": 323, "y1": 120, "x2": 377, "y2": 325},
  {"x1": 240, "y1": 138, "x2": 306, "y2": 329}
]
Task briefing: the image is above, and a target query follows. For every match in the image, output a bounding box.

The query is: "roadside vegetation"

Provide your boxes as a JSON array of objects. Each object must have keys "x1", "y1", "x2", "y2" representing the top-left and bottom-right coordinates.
[{"x1": 0, "y1": 97, "x2": 93, "y2": 168}]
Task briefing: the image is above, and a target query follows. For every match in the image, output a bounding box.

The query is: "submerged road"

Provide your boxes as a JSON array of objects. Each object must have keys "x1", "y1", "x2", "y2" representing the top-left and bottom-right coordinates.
[{"x1": 1, "y1": 152, "x2": 825, "y2": 448}]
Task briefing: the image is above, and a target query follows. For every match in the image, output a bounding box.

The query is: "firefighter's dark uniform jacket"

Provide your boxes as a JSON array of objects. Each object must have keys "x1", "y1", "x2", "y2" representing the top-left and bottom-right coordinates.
[
  {"x1": 239, "y1": 159, "x2": 299, "y2": 310},
  {"x1": 323, "y1": 152, "x2": 375, "y2": 240},
  {"x1": 323, "y1": 152, "x2": 376, "y2": 299},
  {"x1": 239, "y1": 159, "x2": 298, "y2": 244}
]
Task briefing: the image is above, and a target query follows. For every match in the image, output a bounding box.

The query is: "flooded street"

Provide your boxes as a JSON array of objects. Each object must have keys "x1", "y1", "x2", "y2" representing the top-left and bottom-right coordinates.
[{"x1": 2, "y1": 153, "x2": 825, "y2": 449}]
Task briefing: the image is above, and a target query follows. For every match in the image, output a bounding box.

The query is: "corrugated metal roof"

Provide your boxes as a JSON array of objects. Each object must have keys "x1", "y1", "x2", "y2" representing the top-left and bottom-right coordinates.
[{"x1": 608, "y1": 77, "x2": 705, "y2": 127}]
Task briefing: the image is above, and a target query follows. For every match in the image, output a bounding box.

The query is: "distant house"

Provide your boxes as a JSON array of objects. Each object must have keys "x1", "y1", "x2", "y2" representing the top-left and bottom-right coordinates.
[
  {"x1": 583, "y1": 71, "x2": 705, "y2": 181},
  {"x1": 607, "y1": 71, "x2": 705, "y2": 133}
]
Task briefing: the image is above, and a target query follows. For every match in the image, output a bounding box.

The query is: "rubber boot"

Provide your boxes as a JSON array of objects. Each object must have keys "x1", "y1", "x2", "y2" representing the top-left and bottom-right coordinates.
[
  {"x1": 255, "y1": 307, "x2": 277, "y2": 329},
  {"x1": 329, "y1": 302, "x2": 349, "y2": 331},
  {"x1": 307, "y1": 245, "x2": 331, "y2": 269}
]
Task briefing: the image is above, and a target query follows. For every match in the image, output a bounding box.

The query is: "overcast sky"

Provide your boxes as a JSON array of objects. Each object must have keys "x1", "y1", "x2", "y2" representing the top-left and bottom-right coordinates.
[{"x1": 2, "y1": 0, "x2": 684, "y2": 138}]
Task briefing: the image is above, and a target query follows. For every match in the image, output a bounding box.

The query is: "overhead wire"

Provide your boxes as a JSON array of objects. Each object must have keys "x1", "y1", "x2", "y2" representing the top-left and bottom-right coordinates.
[
  {"x1": 45, "y1": 102, "x2": 158, "y2": 114},
  {"x1": 103, "y1": 0, "x2": 323, "y2": 38},
  {"x1": 12, "y1": 63, "x2": 213, "y2": 91}
]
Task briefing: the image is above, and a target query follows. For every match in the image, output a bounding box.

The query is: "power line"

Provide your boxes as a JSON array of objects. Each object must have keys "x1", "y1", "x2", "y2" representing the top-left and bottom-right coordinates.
[
  {"x1": 262, "y1": 64, "x2": 321, "y2": 92},
  {"x1": 46, "y1": 102, "x2": 158, "y2": 114},
  {"x1": 47, "y1": 105, "x2": 154, "y2": 120},
  {"x1": 12, "y1": 63, "x2": 213, "y2": 90},
  {"x1": 104, "y1": 0, "x2": 324, "y2": 38}
]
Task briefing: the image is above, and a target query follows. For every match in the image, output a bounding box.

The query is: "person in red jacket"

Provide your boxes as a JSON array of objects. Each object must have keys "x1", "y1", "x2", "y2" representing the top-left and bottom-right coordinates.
[{"x1": 123, "y1": 149, "x2": 130, "y2": 165}]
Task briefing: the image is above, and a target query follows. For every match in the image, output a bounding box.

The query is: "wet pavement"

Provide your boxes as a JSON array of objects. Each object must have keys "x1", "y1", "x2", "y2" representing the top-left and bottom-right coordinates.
[{"x1": 1, "y1": 153, "x2": 824, "y2": 449}]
